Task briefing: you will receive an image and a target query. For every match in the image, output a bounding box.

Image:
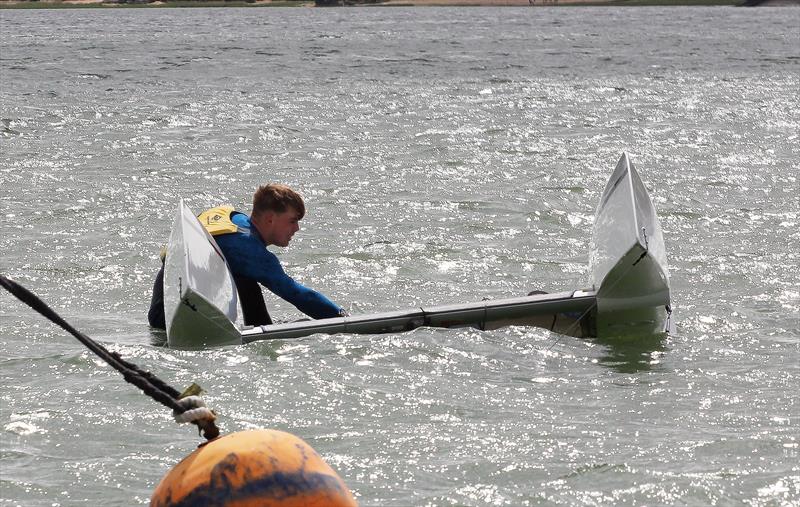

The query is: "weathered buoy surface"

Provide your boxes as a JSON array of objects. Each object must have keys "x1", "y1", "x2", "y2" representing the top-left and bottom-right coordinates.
[{"x1": 151, "y1": 429, "x2": 357, "y2": 507}]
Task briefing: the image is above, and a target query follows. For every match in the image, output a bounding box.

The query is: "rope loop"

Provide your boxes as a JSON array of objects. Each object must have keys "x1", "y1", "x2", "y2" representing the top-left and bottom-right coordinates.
[{"x1": 173, "y1": 396, "x2": 216, "y2": 425}]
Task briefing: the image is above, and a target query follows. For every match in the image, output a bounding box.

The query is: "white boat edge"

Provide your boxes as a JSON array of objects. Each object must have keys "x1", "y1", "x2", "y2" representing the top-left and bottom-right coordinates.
[
  {"x1": 590, "y1": 152, "x2": 672, "y2": 337},
  {"x1": 163, "y1": 200, "x2": 242, "y2": 349}
]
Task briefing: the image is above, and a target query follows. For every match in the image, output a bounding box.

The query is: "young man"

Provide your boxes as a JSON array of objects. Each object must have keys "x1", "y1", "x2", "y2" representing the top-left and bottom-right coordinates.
[{"x1": 148, "y1": 184, "x2": 346, "y2": 329}]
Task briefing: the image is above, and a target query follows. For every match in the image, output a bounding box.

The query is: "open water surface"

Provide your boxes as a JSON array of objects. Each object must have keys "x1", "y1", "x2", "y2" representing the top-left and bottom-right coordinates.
[{"x1": 1, "y1": 6, "x2": 799, "y2": 506}]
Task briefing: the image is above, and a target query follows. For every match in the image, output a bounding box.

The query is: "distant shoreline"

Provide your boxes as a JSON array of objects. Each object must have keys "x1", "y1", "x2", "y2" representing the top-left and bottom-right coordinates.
[
  {"x1": 4, "y1": 0, "x2": 798, "y2": 7},
  {"x1": 0, "y1": 0, "x2": 755, "y2": 8}
]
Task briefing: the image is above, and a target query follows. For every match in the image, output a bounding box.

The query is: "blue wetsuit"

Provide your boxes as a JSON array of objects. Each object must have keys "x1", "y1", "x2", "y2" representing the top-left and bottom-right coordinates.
[{"x1": 214, "y1": 212, "x2": 342, "y2": 320}]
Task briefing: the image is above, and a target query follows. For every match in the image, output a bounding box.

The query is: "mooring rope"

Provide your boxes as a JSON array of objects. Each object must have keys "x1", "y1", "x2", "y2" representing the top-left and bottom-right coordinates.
[{"x1": 0, "y1": 274, "x2": 219, "y2": 441}]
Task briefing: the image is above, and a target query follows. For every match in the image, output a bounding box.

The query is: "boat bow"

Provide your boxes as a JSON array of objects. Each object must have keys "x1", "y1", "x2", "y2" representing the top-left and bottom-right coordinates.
[
  {"x1": 589, "y1": 153, "x2": 671, "y2": 336},
  {"x1": 164, "y1": 200, "x2": 242, "y2": 348}
]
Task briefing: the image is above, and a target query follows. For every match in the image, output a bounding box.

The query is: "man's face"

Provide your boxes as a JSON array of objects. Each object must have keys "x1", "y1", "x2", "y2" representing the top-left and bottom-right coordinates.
[{"x1": 259, "y1": 207, "x2": 301, "y2": 247}]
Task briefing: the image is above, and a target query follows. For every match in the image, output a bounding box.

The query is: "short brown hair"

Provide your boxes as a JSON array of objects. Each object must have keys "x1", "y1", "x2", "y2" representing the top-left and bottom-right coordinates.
[
  {"x1": 252, "y1": 184, "x2": 305, "y2": 219},
  {"x1": 253, "y1": 183, "x2": 306, "y2": 218}
]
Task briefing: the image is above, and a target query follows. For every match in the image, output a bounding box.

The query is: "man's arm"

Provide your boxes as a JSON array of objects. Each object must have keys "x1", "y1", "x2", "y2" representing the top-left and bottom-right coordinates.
[
  {"x1": 255, "y1": 251, "x2": 343, "y2": 319},
  {"x1": 217, "y1": 233, "x2": 343, "y2": 319}
]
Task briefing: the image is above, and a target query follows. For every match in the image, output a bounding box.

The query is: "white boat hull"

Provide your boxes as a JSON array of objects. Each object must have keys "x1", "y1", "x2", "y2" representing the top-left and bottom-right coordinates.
[
  {"x1": 590, "y1": 153, "x2": 671, "y2": 336},
  {"x1": 163, "y1": 200, "x2": 242, "y2": 348}
]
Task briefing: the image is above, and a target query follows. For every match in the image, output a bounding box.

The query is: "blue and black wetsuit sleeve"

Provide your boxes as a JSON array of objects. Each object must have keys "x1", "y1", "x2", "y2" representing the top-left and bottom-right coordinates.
[
  {"x1": 254, "y1": 251, "x2": 342, "y2": 320},
  {"x1": 216, "y1": 233, "x2": 342, "y2": 319}
]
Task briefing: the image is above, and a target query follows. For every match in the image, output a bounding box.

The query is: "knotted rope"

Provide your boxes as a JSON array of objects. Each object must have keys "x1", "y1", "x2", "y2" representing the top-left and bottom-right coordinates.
[{"x1": 1, "y1": 274, "x2": 219, "y2": 441}]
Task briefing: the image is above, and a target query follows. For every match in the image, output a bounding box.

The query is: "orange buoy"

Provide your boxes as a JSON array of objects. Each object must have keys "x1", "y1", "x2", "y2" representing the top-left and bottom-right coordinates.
[{"x1": 151, "y1": 429, "x2": 357, "y2": 507}]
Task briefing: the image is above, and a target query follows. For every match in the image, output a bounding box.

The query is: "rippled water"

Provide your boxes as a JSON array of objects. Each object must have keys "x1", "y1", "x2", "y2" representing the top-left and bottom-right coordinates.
[{"x1": 1, "y1": 6, "x2": 799, "y2": 506}]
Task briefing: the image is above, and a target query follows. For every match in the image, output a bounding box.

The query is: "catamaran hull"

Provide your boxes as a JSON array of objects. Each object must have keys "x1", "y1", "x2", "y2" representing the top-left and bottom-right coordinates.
[
  {"x1": 590, "y1": 153, "x2": 671, "y2": 337},
  {"x1": 163, "y1": 200, "x2": 241, "y2": 349},
  {"x1": 593, "y1": 243, "x2": 670, "y2": 336},
  {"x1": 167, "y1": 287, "x2": 242, "y2": 348}
]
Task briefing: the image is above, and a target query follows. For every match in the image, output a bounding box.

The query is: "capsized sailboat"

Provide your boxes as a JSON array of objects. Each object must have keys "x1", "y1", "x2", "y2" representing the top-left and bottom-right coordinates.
[{"x1": 163, "y1": 153, "x2": 671, "y2": 348}]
